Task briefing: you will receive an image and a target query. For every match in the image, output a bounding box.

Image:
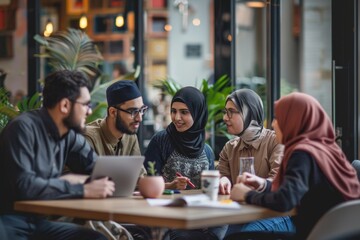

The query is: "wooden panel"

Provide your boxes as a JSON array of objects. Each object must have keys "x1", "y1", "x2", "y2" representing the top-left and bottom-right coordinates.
[
  {"x1": 66, "y1": 0, "x2": 88, "y2": 15},
  {"x1": 147, "y1": 39, "x2": 168, "y2": 59},
  {"x1": 15, "y1": 190, "x2": 295, "y2": 229},
  {"x1": 146, "y1": 11, "x2": 168, "y2": 37},
  {"x1": 148, "y1": 63, "x2": 167, "y2": 83}
]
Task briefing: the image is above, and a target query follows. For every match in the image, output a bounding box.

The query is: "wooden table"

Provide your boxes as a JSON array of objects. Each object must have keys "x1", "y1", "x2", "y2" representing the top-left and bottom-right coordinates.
[{"x1": 15, "y1": 190, "x2": 294, "y2": 239}]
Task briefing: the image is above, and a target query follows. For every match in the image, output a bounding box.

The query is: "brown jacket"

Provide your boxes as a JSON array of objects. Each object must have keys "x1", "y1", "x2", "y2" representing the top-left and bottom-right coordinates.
[{"x1": 217, "y1": 128, "x2": 283, "y2": 184}]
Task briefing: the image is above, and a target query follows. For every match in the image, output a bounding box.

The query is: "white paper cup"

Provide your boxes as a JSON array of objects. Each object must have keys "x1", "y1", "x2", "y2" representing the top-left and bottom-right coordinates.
[{"x1": 201, "y1": 170, "x2": 220, "y2": 201}]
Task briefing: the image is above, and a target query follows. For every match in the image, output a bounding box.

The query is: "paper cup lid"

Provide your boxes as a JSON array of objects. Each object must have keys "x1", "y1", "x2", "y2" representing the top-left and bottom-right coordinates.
[{"x1": 201, "y1": 170, "x2": 220, "y2": 176}]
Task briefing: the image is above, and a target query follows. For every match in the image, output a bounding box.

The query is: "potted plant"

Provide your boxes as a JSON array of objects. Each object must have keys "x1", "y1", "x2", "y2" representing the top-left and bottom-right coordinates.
[
  {"x1": 0, "y1": 88, "x2": 42, "y2": 132},
  {"x1": 138, "y1": 161, "x2": 165, "y2": 198}
]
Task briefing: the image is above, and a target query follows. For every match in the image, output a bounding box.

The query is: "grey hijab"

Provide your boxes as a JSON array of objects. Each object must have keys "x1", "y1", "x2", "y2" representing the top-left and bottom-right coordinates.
[{"x1": 227, "y1": 89, "x2": 264, "y2": 143}]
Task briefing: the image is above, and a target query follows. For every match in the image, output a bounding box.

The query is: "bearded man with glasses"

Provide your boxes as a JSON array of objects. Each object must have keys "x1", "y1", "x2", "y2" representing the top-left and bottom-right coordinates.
[
  {"x1": 83, "y1": 80, "x2": 152, "y2": 239},
  {"x1": 84, "y1": 80, "x2": 147, "y2": 177}
]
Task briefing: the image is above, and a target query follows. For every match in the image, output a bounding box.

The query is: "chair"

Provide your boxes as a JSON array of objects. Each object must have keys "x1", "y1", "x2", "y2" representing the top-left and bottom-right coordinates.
[
  {"x1": 306, "y1": 199, "x2": 360, "y2": 240},
  {"x1": 351, "y1": 160, "x2": 360, "y2": 181}
]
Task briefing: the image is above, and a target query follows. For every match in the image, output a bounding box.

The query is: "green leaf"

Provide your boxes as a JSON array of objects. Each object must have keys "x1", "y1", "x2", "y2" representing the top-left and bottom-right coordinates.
[
  {"x1": 90, "y1": 80, "x2": 118, "y2": 104},
  {"x1": 86, "y1": 102, "x2": 108, "y2": 123},
  {"x1": 114, "y1": 65, "x2": 141, "y2": 81},
  {"x1": 34, "y1": 28, "x2": 104, "y2": 87},
  {"x1": 146, "y1": 161, "x2": 157, "y2": 176},
  {"x1": 153, "y1": 78, "x2": 182, "y2": 96},
  {"x1": 0, "y1": 106, "x2": 19, "y2": 119},
  {"x1": 17, "y1": 92, "x2": 42, "y2": 112}
]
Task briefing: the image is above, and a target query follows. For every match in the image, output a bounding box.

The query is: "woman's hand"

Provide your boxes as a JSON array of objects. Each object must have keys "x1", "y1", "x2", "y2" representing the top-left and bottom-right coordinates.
[
  {"x1": 165, "y1": 177, "x2": 188, "y2": 190},
  {"x1": 219, "y1": 176, "x2": 231, "y2": 195},
  {"x1": 237, "y1": 172, "x2": 266, "y2": 191},
  {"x1": 230, "y1": 183, "x2": 252, "y2": 202}
]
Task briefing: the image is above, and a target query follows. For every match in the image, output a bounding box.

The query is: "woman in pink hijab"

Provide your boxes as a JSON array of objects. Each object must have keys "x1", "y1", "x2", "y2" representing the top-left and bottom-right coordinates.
[{"x1": 230, "y1": 92, "x2": 360, "y2": 239}]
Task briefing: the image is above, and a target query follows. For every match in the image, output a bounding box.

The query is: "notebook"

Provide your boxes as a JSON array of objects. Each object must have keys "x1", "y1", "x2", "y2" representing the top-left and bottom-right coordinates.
[
  {"x1": 146, "y1": 194, "x2": 241, "y2": 209},
  {"x1": 90, "y1": 155, "x2": 145, "y2": 197}
]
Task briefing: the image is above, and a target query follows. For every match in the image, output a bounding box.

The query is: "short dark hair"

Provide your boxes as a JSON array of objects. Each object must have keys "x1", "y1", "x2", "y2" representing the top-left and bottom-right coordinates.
[{"x1": 42, "y1": 70, "x2": 90, "y2": 108}]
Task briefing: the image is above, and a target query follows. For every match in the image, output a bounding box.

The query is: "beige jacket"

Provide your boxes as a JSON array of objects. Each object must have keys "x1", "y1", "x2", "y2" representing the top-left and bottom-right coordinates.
[{"x1": 217, "y1": 128, "x2": 283, "y2": 184}]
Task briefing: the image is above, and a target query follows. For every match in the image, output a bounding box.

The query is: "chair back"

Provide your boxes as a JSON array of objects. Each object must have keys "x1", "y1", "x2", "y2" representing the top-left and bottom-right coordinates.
[
  {"x1": 351, "y1": 160, "x2": 360, "y2": 181},
  {"x1": 307, "y1": 199, "x2": 360, "y2": 240}
]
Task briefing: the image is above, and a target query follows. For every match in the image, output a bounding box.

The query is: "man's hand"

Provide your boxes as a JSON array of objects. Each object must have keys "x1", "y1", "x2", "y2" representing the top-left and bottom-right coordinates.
[
  {"x1": 60, "y1": 174, "x2": 89, "y2": 184},
  {"x1": 83, "y1": 177, "x2": 115, "y2": 198},
  {"x1": 219, "y1": 176, "x2": 231, "y2": 195}
]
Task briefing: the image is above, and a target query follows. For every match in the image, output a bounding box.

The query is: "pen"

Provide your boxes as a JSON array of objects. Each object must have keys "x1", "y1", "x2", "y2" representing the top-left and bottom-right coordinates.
[{"x1": 176, "y1": 172, "x2": 196, "y2": 189}]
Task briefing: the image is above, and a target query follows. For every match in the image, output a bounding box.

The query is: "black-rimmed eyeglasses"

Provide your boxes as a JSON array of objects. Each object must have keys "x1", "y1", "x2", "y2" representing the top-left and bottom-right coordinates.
[
  {"x1": 221, "y1": 108, "x2": 240, "y2": 119},
  {"x1": 112, "y1": 105, "x2": 149, "y2": 119},
  {"x1": 73, "y1": 101, "x2": 92, "y2": 111}
]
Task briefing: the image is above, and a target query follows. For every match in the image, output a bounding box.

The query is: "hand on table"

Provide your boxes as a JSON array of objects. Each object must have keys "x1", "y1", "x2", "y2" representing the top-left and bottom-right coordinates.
[
  {"x1": 236, "y1": 172, "x2": 266, "y2": 191},
  {"x1": 84, "y1": 177, "x2": 115, "y2": 198},
  {"x1": 230, "y1": 183, "x2": 252, "y2": 202},
  {"x1": 219, "y1": 176, "x2": 231, "y2": 195}
]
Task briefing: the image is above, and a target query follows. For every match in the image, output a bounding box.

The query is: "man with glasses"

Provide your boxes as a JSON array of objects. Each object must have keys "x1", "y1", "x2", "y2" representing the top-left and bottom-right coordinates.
[
  {"x1": 0, "y1": 70, "x2": 113, "y2": 240},
  {"x1": 84, "y1": 80, "x2": 150, "y2": 239},
  {"x1": 85, "y1": 80, "x2": 148, "y2": 176}
]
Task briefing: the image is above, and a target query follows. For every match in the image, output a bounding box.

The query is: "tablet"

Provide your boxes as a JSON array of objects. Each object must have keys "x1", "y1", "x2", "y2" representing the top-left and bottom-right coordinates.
[{"x1": 91, "y1": 156, "x2": 145, "y2": 197}]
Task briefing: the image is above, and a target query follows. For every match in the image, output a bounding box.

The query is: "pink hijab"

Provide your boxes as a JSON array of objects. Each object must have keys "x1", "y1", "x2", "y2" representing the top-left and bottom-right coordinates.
[{"x1": 272, "y1": 92, "x2": 360, "y2": 200}]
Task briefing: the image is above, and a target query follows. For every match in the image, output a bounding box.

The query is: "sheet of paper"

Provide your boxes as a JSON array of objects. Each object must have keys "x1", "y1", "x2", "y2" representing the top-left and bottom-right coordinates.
[
  {"x1": 147, "y1": 199, "x2": 172, "y2": 206},
  {"x1": 146, "y1": 194, "x2": 241, "y2": 209}
]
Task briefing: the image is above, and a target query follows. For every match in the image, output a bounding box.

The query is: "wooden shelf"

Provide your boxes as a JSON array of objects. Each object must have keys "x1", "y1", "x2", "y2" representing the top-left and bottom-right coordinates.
[
  {"x1": 146, "y1": 11, "x2": 168, "y2": 37},
  {"x1": 92, "y1": 33, "x2": 131, "y2": 58},
  {"x1": 89, "y1": 0, "x2": 126, "y2": 11},
  {"x1": 145, "y1": 5, "x2": 169, "y2": 84}
]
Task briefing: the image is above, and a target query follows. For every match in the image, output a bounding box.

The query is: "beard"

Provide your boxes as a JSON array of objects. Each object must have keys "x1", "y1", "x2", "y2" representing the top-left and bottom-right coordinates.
[
  {"x1": 115, "y1": 112, "x2": 138, "y2": 135},
  {"x1": 63, "y1": 108, "x2": 84, "y2": 134}
]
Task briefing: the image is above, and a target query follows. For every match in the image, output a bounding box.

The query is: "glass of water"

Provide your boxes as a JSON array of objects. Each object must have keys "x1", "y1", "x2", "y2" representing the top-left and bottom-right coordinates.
[{"x1": 239, "y1": 157, "x2": 255, "y2": 175}]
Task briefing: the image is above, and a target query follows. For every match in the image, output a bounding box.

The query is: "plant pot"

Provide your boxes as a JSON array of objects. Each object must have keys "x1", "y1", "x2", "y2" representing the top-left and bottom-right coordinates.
[{"x1": 138, "y1": 176, "x2": 165, "y2": 198}]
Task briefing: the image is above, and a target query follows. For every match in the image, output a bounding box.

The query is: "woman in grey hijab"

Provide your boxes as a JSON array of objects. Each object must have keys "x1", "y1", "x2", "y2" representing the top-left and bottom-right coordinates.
[
  {"x1": 218, "y1": 88, "x2": 283, "y2": 189},
  {"x1": 216, "y1": 88, "x2": 295, "y2": 238}
]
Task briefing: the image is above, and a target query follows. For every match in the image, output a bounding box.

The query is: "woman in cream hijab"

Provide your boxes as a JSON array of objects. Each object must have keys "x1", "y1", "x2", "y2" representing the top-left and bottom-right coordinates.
[{"x1": 217, "y1": 88, "x2": 294, "y2": 237}]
